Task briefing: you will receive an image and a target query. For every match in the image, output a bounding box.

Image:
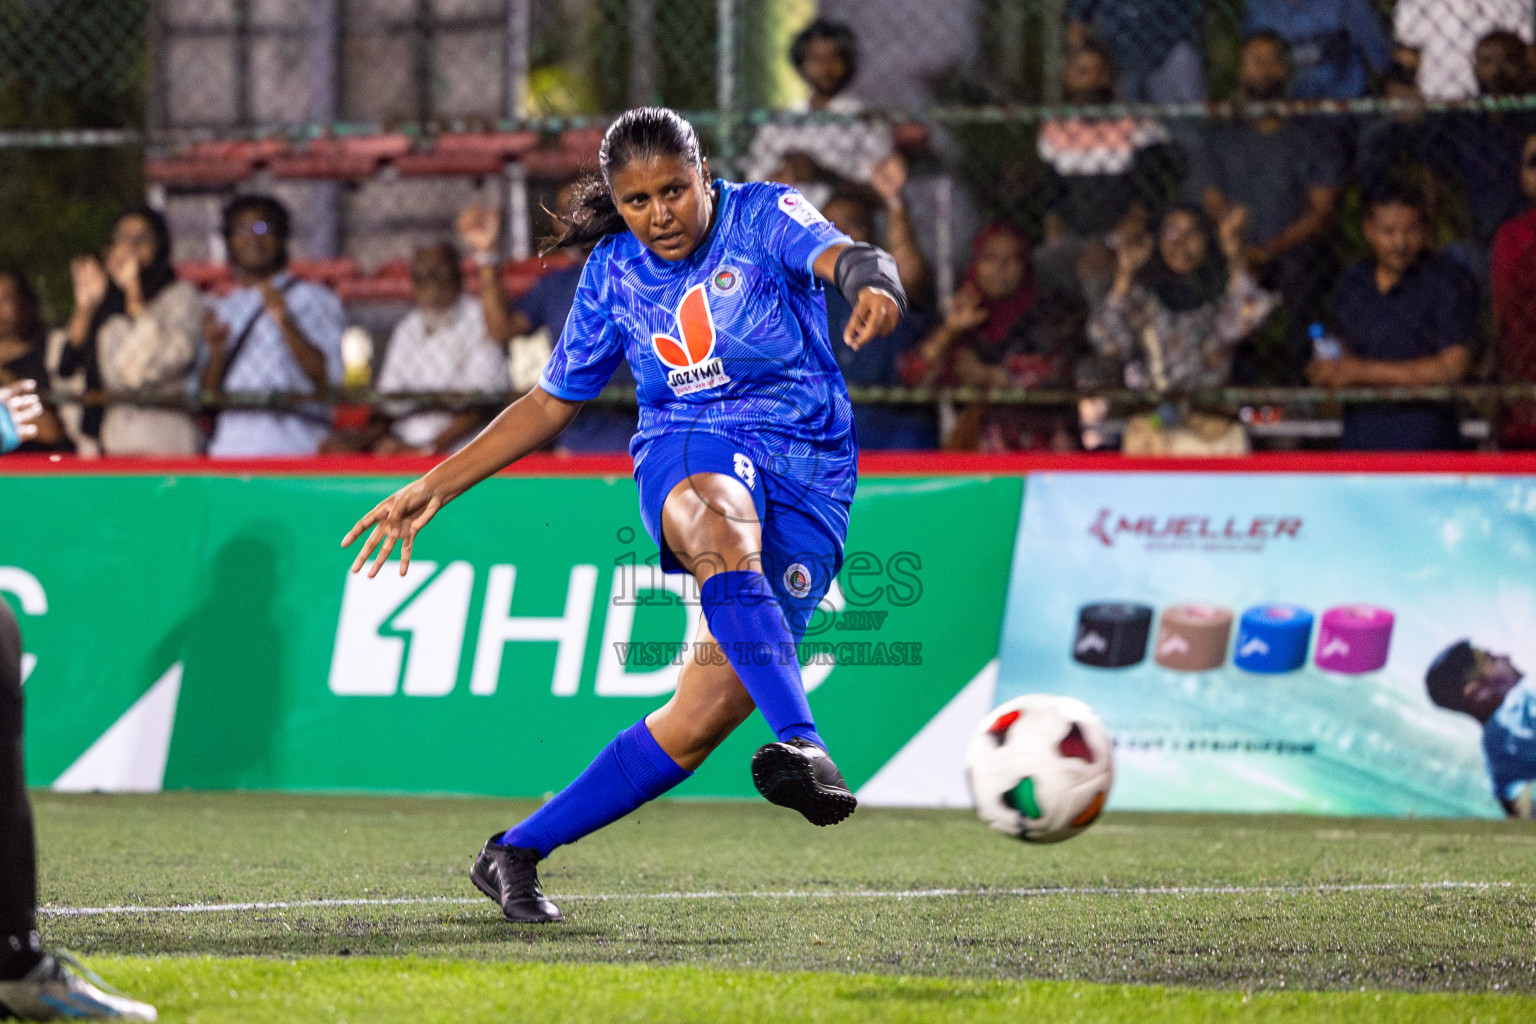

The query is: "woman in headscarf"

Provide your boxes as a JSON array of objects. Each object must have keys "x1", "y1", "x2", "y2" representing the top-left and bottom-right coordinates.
[
  {"x1": 59, "y1": 206, "x2": 203, "y2": 455},
  {"x1": 0, "y1": 268, "x2": 68, "y2": 451},
  {"x1": 1089, "y1": 203, "x2": 1278, "y2": 391},
  {"x1": 906, "y1": 223, "x2": 1081, "y2": 450}
]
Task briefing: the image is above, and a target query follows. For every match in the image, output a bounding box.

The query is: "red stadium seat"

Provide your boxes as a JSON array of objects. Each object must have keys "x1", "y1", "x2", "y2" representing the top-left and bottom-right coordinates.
[
  {"x1": 341, "y1": 135, "x2": 413, "y2": 161},
  {"x1": 147, "y1": 157, "x2": 250, "y2": 189},
  {"x1": 335, "y1": 277, "x2": 414, "y2": 302},
  {"x1": 146, "y1": 138, "x2": 293, "y2": 189},
  {"x1": 289, "y1": 257, "x2": 361, "y2": 285},
  {"x1": 394, "y1": 150, "x2": 507, "y2": 177},
  {"x1": 372, "y1": 258, "x2": 412, "y2": 280},
  {"x1": 395, "y1": 131, "x2": 539, "y2": 175},
  {"x1": 439, "y1": 131, "x2": 540, "y2": 158},
  {"x1": 559, "y1": 127, "x2": 605, "y2": 155},
  {"x1": 520, "y1": 148, "x2": 588, "y2": 182},
  {"x1": 186, "y1": 138, "x2": 290, "y2": 165},
  {"x1": 175, "y1": 261, "x2": 234, "y2": 290},
  {"x1": 270, "y1": 135, "x2": 411, "y2": 181}
]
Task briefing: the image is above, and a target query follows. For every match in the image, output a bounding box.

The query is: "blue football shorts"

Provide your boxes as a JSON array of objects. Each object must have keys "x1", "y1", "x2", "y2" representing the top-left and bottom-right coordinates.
[{"x1": 633, "y1": 429, "x2": 851, "y2": 641}]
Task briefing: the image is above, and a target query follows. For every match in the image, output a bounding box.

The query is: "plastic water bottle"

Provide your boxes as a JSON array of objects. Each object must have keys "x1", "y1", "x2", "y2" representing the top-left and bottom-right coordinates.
[{"x1": 1309, "y1": 322, "x2": 1342, "y2": 361}]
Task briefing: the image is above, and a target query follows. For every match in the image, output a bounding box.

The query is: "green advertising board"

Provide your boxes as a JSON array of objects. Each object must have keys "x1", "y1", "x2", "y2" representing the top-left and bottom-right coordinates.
[{"x1": 1, "y1": 471, "x2": 1021, "y2": 800}]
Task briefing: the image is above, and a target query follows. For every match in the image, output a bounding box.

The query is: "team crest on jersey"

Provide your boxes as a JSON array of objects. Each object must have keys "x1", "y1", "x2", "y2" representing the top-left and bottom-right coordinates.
[
  {"x1": 710, "y1": 265, "x2": 743, "y2": 298},
  {"x1": 651, "y1": 283, "x2": 731, "y2": 397},
  {"x1": 783, "y1": 562, "x2": 813, "y2": 599}
]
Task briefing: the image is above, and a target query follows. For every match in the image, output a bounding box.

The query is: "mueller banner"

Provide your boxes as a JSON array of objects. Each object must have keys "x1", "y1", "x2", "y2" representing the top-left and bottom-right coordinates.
[
  {"x1": 0, "y1": 470, "x2": 1020, "y2": 801},
  {"x1": 997, "y1": 472, "x2": 1536, "y2": 819}
]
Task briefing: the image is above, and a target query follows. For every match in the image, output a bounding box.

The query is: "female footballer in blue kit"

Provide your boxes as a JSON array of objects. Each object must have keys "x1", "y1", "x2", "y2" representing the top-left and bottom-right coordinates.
[{"x1": 342, "y1": 107, "x2": 906, "y2": 924}]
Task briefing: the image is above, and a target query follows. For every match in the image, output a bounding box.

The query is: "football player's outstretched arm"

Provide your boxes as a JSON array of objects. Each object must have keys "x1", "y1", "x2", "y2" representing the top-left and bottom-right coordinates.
[
  {"x1": 811, "y1": 243, "x2": 903, "y2": 351},
  {"x1": 342, "y1": 385, "x2": 583, "y2": 577}
]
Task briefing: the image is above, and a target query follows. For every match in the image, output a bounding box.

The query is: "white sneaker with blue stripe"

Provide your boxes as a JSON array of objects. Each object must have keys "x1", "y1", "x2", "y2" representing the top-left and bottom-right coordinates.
[{"x1": 0, "y1": 953, "x2": 157, "y2": 1021}]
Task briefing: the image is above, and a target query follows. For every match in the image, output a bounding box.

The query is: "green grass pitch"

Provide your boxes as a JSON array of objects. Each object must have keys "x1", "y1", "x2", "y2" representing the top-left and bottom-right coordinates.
[{"x1": 29, "y1": 791, "x2": 1536, "y2": 1022}]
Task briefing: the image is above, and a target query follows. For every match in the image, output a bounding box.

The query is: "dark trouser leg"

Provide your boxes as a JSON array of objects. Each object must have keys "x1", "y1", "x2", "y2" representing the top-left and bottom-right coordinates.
[{"x1": 0, "y1": 600, "x2": 40, "y2": 975}]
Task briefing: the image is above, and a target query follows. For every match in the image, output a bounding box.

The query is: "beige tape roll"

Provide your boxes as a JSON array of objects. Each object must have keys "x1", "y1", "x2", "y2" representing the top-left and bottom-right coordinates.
[{"x1": 1154, "y1": 604, "x2": 1234, "y2": 672}]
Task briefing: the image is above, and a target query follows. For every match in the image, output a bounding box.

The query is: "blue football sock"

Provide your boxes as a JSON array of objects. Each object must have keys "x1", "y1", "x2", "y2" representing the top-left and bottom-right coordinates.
[
  {"x1": 699, "y1": 570, "x2": 826, "y2": 751},
  {"x1": 498, "y1": 719, "x2": 690, "y2": 858}
]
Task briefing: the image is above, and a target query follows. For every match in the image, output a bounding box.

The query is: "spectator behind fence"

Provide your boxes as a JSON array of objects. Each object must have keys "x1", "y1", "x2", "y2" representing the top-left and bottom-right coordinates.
[
  {"x1": 1310, "y1": 182, "x2": 1475, "y2": 450},
  {"x1": 911, "y1": 224, "x2": 1079, "y2": 452},
  {"x1": 1357, "y1": 63, "x2": 1439, "y2": 201},
  {"x1": 59, "y1": 208, "x2": 202, "y2": 457},
  {"x1": 1189, "y1": 31, "x2": 1344, "y2": 381},
  {"x1": 1035, "y1": 41, "x2": 1179, "y2": 308},
  {"x1": 521, "y1": 182, "x2": 636, "y2": 454},
  {"x1": 1067, "y1": 0, "x2": 1208, "y2": 103},
  {"x1": 0, "y1": 269, "x2": 66, "y2": 452},
  {"x1": 1242, "y1": 0, "x2": 1392, "y2": 100},
  {"x1": 741, "y1": 17, "x2": 894, "y2": 211},
  {"x1": 820, "y1": 187, "x2": 936, "y2": 450},
  {"x1": 1490, "y1": 131, "x2": 1536, "y2": 446},
  {"x1": 1425, "y1": 30, "x2": 1536, "y2": 265},
  {"x1": 1394, "y1": 0, "x2": 1534, "y2": 100},
  {"x1": 1090, "y1": 205, "x2": 1279, "y2": 391},
  {"x1": 363, "y1": 208, "x2": 513, "y2": 456},
  {"x1": 202, "y1": 195, "x2": 345, "y2": 458}
]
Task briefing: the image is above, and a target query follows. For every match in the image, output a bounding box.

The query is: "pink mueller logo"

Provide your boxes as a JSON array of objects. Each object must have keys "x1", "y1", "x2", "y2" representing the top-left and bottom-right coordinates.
[{"x1": 1088, "y1": 507, "x2": 1303, "y2": 548}]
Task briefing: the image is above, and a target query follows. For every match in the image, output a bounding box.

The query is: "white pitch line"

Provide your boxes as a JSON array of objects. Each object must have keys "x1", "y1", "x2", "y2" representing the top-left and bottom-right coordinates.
[{"x1": 38, "y1": 880, "x2": 1516, "y2": 918}]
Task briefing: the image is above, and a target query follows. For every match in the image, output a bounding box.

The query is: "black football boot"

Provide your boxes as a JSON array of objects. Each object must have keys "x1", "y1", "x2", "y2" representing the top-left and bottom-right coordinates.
[
  {"x1": 750, "y1": 737, "x2": 857, "y2": 826},
  {"x1": 469, "y1": 835, "x2": 564, "y2": 924}
]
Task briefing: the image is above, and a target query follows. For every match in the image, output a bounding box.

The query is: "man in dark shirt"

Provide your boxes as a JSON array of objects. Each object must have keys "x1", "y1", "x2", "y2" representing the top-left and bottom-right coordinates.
[
  {"x1": 1189, "y1": 31, "x2": 1344, "y2": 381},
  {"x1": 1309, "y1": 182, "x2": 1474, "y2": 450}
]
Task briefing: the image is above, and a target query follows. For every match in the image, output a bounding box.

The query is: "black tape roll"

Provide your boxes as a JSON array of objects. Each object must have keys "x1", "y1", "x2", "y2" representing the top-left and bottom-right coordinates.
[{"x1": 1073, "y1": 602, "x2": 1154, "y2": 668}]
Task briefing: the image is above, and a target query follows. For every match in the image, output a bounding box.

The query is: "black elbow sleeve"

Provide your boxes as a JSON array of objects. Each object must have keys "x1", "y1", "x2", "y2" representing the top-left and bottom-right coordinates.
[{"x1": 833, "y1": 243, "x2": 908, "y2": 318}]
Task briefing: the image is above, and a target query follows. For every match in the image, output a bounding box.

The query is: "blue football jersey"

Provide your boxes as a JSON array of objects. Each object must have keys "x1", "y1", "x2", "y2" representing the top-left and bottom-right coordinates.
[{"x1": 539, "y1": 180, "x2": 858, "y2": 503}]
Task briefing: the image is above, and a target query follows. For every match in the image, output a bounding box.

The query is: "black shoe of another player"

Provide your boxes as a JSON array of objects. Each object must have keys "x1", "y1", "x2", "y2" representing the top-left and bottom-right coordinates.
[
  {"x1": 751, "y1": 737, "x2": 858, "y2": 826},
  {"x1": 470, "y1": 835, "x2": 565, "y2": 924}
]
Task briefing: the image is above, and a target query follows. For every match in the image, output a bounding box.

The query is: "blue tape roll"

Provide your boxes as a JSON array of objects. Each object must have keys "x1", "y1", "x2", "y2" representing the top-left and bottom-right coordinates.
[{"x1": 1233, "y1": 604, "x2": 1314, "y2": 674}]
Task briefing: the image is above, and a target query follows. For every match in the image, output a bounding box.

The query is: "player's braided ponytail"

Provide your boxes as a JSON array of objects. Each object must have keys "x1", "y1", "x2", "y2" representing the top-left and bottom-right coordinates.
[{"x1": 544, "y1": 107, "x2": 705, "y2": 254}]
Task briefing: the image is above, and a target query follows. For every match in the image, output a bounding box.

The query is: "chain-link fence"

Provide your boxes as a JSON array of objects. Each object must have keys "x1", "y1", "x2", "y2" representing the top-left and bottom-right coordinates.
[{"x1": 4, "y1": 0, "x2": 1536, "y2": 454}]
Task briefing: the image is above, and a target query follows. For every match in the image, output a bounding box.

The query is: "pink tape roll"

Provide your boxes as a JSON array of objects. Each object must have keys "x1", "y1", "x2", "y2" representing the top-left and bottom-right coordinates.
[{"x1": 1314, "y1": 605, "x2": 1394, "y2": 674}]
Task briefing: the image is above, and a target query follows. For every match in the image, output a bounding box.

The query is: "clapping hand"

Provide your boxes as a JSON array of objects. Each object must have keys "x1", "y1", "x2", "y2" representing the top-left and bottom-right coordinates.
[
  {"x1": 942, "y1": 285, "x2": 990, "y2": 335},
  {"x1": 259, "y1": 280, "x2": 292, "y2": 327},
  {"x1": 105, "y1": 241, "x2": 143, "y2": 309},
  {"x1": 70, "y1": 256, "x2": 108, "y2": 317},
  {"x1": 869, "y1": 153, "x2": 908, "y2": 209},
  {"x1": 0, "y1": 379, "x2": 42, "y2": 443},
  {"x1": 203, "y1": 309, "x2": 231, "y2": 357},
  {"x1": 1114, "y1": 230, "x2": 1155, "y2": 282},
  {"x1": 1218, "y1": 206, "x2": 1250, "y2": 263},
  {"x1": 456, "y1": 205, "x2": 500, "y2": 257}
]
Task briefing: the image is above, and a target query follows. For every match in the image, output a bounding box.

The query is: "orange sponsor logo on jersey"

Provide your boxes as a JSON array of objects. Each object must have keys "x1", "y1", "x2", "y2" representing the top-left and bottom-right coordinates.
[{"x1": 652, "y1": 283, "x2": 731, "y2": 396}]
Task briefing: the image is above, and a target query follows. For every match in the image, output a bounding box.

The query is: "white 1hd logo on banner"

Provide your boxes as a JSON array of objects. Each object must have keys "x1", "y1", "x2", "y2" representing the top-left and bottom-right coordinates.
[
  {"x1": 328, "y1": 561, "x2": 841, "y2": 700},
  {"x1": 0, "y1": 566, "x2": 46, "y2": 684}
]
